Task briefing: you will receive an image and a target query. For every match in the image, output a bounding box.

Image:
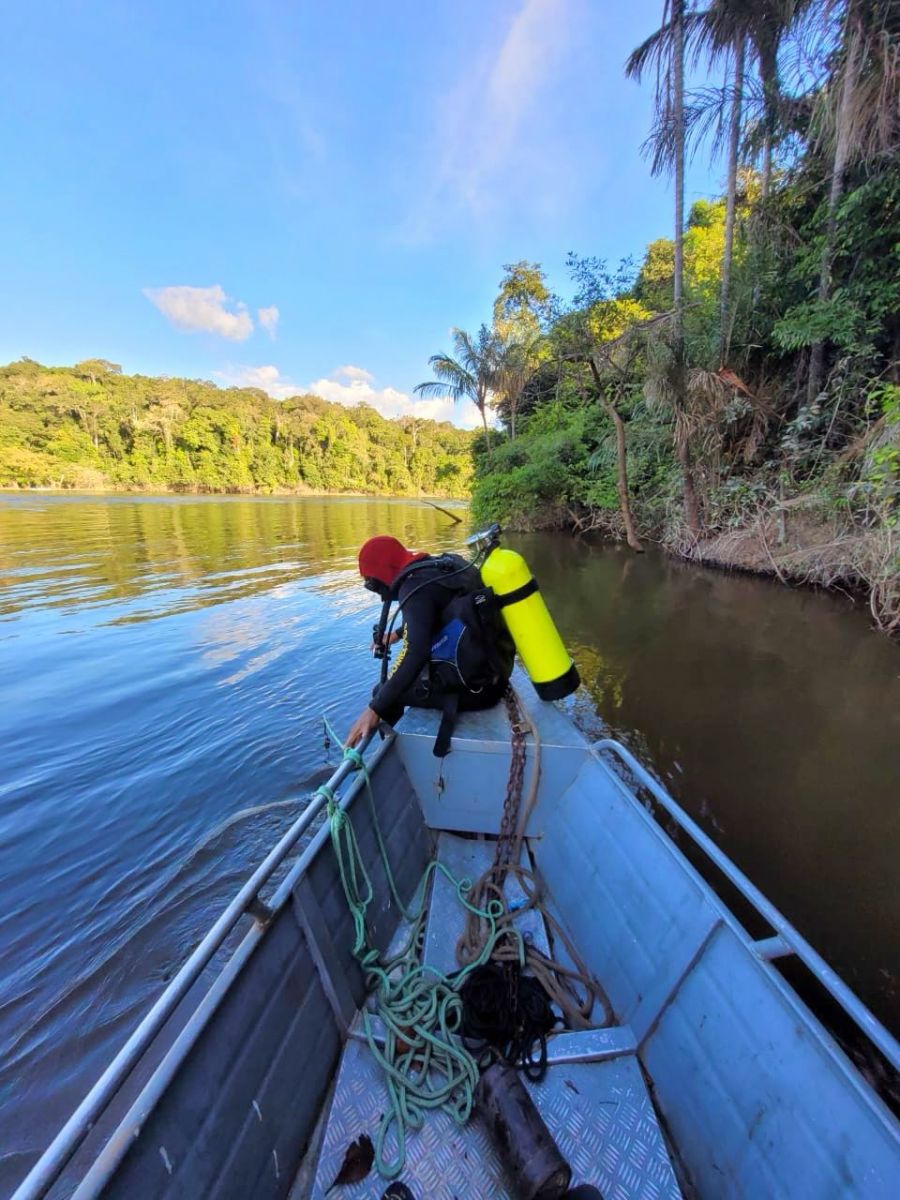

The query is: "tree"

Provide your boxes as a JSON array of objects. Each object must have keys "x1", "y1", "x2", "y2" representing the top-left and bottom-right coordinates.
[
  {"x1": 718, "y1": 26, "x2": 746, "y2": 358},
  {"x1": 806, "y1": 0, "x2": 900, "y2": 402},
  {"x1": 74, "y1": 359, "x2": 122, "y2": 384},
  {"x1": 743, "y1": 0, "x2": 802, "y2": 196},
  {"x1": 555, "y1": 257, "x2": 652, "y2": 551},
  {"x1": 492, "y1": 261, "x2": 551, "y2": 342},
  {"x1": 630, "y1": 1, "x2": 815, "y2": 340},
  {"x1": 413, "y1": 325, "x2": 498, "y2": 446},
  {"x1": 628, "y1": 0, "x2": 703, "y2": 534},
  {"x1": 493, "y1": 334, "x2": 543, "y2": 442},
  {"x1": 0, "y1": 359, "x2": 474, "y2": 498}
]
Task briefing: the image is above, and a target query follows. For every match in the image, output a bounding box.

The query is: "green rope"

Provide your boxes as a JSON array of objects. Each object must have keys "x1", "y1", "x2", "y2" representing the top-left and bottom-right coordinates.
[{"x1": 316, "y1": 723, "x2": 522, "y2": 1177}]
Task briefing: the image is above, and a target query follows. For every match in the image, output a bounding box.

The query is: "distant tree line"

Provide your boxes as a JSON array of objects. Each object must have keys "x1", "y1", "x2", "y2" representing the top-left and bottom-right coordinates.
[{"x1": 0, "y1": 358, "x2": 473, "y2": 499}]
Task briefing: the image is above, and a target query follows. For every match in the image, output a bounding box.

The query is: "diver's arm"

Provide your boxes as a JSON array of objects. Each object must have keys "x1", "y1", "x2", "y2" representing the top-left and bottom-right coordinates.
[{"x1": 369, "y1": 588, "x2": 435, "y2": 717}]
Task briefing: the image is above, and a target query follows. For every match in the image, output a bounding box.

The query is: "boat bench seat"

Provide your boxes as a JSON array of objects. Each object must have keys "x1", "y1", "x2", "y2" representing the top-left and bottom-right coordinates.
[
  {"x1": 422, "y1": 831, "x2": 553, "y2": 969},
  {"x1": 423, "y1": 831, "x2": 611, "y2": 1027}
]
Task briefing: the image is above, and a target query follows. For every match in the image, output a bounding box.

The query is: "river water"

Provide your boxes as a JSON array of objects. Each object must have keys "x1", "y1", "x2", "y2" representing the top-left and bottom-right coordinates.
[{"x1": 1, "y1": 494, "x2": 898, "y2": 1186}]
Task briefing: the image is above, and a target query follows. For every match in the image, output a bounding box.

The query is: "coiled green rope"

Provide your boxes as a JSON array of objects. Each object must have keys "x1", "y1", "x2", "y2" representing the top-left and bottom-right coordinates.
[{"x1": 317, "y1": 723, "x2": 522, "y2": 1177}]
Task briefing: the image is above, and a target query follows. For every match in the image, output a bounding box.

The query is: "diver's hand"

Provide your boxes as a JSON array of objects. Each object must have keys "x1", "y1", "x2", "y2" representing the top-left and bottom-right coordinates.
[
  {"x1": 369, "y1": 630, "x2": 402, "y2": 652},
  {"x1": 345, "y1": 706, "x2": 381, "y2": 748}
]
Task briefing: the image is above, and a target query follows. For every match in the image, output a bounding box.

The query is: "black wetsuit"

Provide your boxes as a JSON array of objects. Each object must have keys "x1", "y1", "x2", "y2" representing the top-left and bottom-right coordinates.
[{"x1": 370, "y1": 558, "x2": 508, "y2": 727}]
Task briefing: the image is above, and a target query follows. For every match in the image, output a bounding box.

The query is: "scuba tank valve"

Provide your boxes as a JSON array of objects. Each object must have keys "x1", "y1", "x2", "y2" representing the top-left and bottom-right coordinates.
[{"x1": 465, "y1": 521, "x2": 502, "y2": 556}]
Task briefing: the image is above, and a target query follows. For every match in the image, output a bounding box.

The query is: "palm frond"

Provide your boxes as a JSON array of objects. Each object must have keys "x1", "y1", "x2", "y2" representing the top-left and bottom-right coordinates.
[
  {"x1": 626, "y1": 19, "x2": 674, "y2": 82},
  {"x1": 413, "y1": 379, "x2": 464, "y2": 402},
  {"x1": 812, "y1": 18, "x2": 900, "y2": 165},
  {"x1": 683, "y1": 83, "x2": 765, "y2": 165}
]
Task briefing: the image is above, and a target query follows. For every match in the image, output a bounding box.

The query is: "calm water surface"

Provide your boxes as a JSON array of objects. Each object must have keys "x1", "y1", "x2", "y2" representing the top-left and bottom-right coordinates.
[{"x1": 1, "y1": 494, "x2": 898, "y2": 1187}]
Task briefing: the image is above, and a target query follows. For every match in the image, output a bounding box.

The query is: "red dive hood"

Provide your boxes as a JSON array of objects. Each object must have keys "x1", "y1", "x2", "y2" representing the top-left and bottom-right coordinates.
[{"x1": 358, "y1": 536, "x2": 427, "y2": 587}]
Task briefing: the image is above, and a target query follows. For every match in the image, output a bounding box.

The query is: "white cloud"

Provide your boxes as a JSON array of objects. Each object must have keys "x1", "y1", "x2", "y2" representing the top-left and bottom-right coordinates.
[
  {"x1": 214, "y1": 362, "x2": 490, "y2": 430},
  {"x1": 308, "y1": 371, "x2": 486, "y2": 429},
  {"x1": 400, "y1": 0, "x2": 575, "y2": 241},
  {"x1": 144, "y1": 285, "x2": 254, "y2": 340},
  {"x1": 215, "y1": 364, "x2": 298, "y2": 400},
  {"x1": 331, "y1": 364, "x2": 374, "y2": 384},
  {"x1": 258, "y1": 306, "x2": 280, "y2": 338}
]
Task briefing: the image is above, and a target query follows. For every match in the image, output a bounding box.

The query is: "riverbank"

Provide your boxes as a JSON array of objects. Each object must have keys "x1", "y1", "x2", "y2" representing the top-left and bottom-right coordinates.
[
  {"x1": 0, "y1": 482, "x2": 470, "y2": 504},
  {"x1": 688, "y1": 512, "x2": 897, "y2": 635}
]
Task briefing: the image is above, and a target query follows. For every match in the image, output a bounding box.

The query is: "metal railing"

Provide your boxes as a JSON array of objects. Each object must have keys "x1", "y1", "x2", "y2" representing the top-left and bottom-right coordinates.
[
  {"x1": 11, "y1": 735, "x2": 380, "y2": 1200},
  {"x1": 593, "y1": 737, "x2": 900, "y2": 1074}
]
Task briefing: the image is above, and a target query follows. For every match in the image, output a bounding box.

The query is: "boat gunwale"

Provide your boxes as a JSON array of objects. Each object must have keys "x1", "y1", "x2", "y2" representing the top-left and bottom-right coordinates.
[
  {"x1": 592, "y1": 737, "x2": 900, "y2": 1079},
  {"x1": 10, "y1": 731, "x2": 393, "y2": 1200},
  {"x1": 13, "y1": 721, "x2": 900, "y2": 1199}
]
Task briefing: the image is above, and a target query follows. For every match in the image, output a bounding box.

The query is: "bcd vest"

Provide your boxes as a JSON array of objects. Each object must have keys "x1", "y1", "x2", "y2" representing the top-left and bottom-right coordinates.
[{"x1": 377, "y1": 554, "x2": 514, "y2": 754}]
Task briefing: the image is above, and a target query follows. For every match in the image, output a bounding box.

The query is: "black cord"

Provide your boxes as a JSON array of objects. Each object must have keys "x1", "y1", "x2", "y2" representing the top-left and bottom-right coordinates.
[{"x1": 458, "y1": 961, "x2": 557, "y2": 1082}]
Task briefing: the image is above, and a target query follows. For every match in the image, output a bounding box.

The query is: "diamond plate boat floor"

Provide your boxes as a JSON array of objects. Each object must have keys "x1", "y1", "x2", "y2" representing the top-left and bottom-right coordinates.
[
  {"x1": 308, "y1": 1035, "x2": 683, "y2": 1199},
  {"x1": 423, "y1": 832, "x2": 553, "y2": 974}
]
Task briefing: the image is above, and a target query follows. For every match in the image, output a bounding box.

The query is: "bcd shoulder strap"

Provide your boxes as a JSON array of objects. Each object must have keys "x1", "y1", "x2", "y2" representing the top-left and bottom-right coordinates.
[{"x1": 433, "y1": 690, "x2": 459, "y2": 758}]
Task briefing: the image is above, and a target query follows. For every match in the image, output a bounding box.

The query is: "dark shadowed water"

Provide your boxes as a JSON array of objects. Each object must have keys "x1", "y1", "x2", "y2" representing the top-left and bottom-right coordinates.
[{"x1": 1, "y1": 495, "x2": 898, "y2": 1188}]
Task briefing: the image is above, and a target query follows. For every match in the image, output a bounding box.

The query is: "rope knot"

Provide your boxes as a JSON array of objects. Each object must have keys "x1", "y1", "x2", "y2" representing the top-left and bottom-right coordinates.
[
  {"x1": 314, "y1": 783, "x2": 336, "y2": 814},
  {"x1": 342, "y1": 744, "x2": 366, "y2": 771}
]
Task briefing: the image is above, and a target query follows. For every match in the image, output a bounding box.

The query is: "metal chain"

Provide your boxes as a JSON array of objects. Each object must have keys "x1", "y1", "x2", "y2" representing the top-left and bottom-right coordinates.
[
  {"x1": 494, "y1": 688, "x2": 526, "y2": 871},
  {"x1": 457, "y1": 688, "x2": 612, "y2": 1029}
]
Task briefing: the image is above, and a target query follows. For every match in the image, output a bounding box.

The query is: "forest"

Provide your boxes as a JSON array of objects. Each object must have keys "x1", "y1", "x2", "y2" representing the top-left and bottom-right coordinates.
[
  {"x1": 2, "y1": 1, "x2": 896, "y2": 631},
  {"x1": 0, "y1": 358, "x2": 473, "y2": 499},
  {"x1": 417, "y1": 0, "x2": 898, "y2": 633}
]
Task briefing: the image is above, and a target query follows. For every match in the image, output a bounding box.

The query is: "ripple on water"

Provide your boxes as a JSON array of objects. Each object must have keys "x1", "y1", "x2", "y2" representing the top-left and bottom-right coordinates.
[
  {"x1": 1, "y1": 495, "x2": 898, "y2": 1191},
  {"x1": 0, "y1": 494, "x2": 458, "y2": 1185}
]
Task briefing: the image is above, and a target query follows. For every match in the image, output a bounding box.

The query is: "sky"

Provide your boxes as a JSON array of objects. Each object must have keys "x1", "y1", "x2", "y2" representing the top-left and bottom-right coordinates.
[{"x1": 1, "y1": 0, "x2": 722, "y2": 428}]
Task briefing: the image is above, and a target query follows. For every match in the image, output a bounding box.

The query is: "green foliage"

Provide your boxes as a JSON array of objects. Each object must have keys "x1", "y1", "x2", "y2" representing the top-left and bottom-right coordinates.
[
  {"x1": 492, "y1": 261, "x2": 551, "y2": 342},
  {"x1": 472, "y1": 390, "x2": 678, "y2": 533},
  {"x1": 472, "y1": 405, "x2": 588, "y2": 523},
  {"x1": 773, "y1": 295, "x2": 867, "y2": 352},
  {"x1": 468, "y1": 152, "x2": 898, "y2": 552},
  {"x1": 0, "y1": 361, "x2": 474, "y2": 498},
  {"x1": 634, "y1": 238, "x2": 674, "y2": 311},
  {"x1": 774, "y1": 168, "x2": 900, "y2": 359},
  {"x1": 863, "y1": 382, "x2": 900, "y2": 516}
]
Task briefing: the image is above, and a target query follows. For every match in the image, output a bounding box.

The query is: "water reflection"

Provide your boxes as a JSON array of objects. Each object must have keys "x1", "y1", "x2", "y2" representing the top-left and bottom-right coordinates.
[
  {"x1": 0, "y1": 496, "x2": 897, "y2": 1192},
  {"x1": 0, "y1": 495, "x2": 464, "y2": 623},
  {"x1": 0, "y1": 494, "x2": 464, "y2": 1189},
  {"x1": 519, "y1": 533, "x2": 900, "y2": 1037}
]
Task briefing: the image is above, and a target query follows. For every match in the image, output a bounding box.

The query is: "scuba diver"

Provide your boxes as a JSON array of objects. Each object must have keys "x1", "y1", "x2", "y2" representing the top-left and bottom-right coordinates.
[{"x1": 345, "y1": 535, "x2": 514, "y2": 755}]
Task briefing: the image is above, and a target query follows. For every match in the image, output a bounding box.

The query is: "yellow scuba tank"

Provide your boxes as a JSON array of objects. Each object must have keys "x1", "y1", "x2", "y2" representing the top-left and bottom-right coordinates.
[{"x1": 472, "y1": 525, "x2": 580, "y2": 701}]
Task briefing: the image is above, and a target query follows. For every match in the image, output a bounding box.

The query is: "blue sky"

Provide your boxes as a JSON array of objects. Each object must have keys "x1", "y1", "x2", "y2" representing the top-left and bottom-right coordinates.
[{"x1": 1, "y1": 0, "x2": 721, "y2": 426}]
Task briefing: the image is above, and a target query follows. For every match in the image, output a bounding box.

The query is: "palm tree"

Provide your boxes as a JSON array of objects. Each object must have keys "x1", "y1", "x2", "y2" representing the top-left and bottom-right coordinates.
[
  {"x1": 693, "y1": 5, "x2": 765, "y2": 352},
  {"x1": 413, "y1": 325, "x2": 498, "y2": 447},
  {"x1": 627, "y1": 0, "x2": 703, "y2": 534},
  {"x1": 493, "y1": 335, "x2": 542, "y2": 442},
  {"x1": 630, "y1": 4, "x2": 742, "y2": 358},
  {"x1": 806, "y1": 0, "x2": 899, "y2": 402},
  {"x1": 747, "y1": 0, "x2": 814, "y2": 196},
  {"x1": 714, "y1": 23, "x2": 747, "y2": 359}
]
